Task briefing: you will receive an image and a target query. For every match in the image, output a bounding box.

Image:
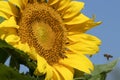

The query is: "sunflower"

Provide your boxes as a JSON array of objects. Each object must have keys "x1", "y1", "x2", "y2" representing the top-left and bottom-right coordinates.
[{"x1": 0, "y1": 0, "x2": 101, "y2": 80}]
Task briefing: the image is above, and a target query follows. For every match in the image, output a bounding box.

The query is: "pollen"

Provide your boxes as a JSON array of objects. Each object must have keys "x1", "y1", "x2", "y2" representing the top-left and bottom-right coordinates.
[{"x1": 17, "y1": 2, "x2": 67, "y2": 64}]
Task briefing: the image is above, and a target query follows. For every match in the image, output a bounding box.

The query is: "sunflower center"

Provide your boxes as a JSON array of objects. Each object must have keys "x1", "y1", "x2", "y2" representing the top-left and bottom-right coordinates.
[
  {"x1": 18, "y1": 2, "x2": 66, "y2": 64},
  {"x1": 32, "y1": 21, "x2": 55, "y2": 50}
]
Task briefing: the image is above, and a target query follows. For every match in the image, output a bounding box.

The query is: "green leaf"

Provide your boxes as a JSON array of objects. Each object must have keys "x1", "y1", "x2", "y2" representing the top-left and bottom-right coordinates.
[
  {"x1": 74, "y1": 69, "x2": 84, "y2": 78},
  {"x1": 92, "y1": 59, "x2": 119, "y2": 76},
  {"x1": 88, "y1": 74, "x2": 102, "y2": 80},
  {"x1": 0, "y1": 64, "x2": 36, "y2": 80},
  {"x1": 0, "y1": 39, "x2": 13, "y2": 49},
  {"x1": 88, "y1": 72, "x2": 107, "y2": 80},
  {"x1": 0, "y1": 48, "x2": 9, "y2": 63},
  {"x1": 10, "y1": 56, "x2": 20, "y2": 70},
  {"x1": 88, "y1": 59, "x2": 119, "y2": 80}
]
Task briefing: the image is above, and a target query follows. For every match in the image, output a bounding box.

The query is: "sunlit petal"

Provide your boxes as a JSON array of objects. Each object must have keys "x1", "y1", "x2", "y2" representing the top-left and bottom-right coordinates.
[
  {"x1": 60, "y1": 54, "x2": 94, "y2": 74},
  {"x1": 0, "y1": 1, "x2": 19, "y2": 16}
]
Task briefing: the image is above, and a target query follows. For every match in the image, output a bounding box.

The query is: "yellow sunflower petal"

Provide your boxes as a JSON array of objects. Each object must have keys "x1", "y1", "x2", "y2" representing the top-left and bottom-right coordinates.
[
  {"x1": 67, "y1": 33, "x2": 101, "y2": 54},
  {"x1": 67, "y1": 42, "x2": 99, "y2": 55},
  {"x1": 52, "y1": 68, "x2": 61, "y2": 80},
  {"x1": 0, "y1": 1, "x2": 18, "y2": 16},
  {"x1": 9, "y1": 0, "x2": 25, "y2": 10},
  {"x1": 35, "y1": 55, "x2": 48, "y2": 75},
  {"x1": 45, "y1": 65, "x2": 53, "y2": 80},
  {"x1": 5, "y1": 34, "x2": 20, "y2": 43},
  {"x1": 63, "y1": 1, "x2": 84, "y2": 19},
  {"x1": 67, "y1": 33, "x2": 101, "y2": 44},
  {"x1": 21, "y1": 0, "x2": 28, "y2": 7},
  {"x1": 64, "y1": 14, "x2": 89, "y2": 25},
  {"x1": 0, "y1": 11, "x2": 10, "y2": 19},
  {"x1": 0, "y1": 16, "x2": 19, "y2": 28},
  {"x1": 0, "y1": 27, "x2": 16, "y2": 39},
  {"x1": 54, "y1": 64, "x2": 73, "y2": 80},
  {"x1": 48, "y1": 0, "x2": 59, "y2": 6},
  {"x1": 14, "y1": 42, "x2": 31, "y2": 53},
  {"x1": 0, "y1": 28, "x2": 5, "y2": 39},
  {"x1": 60, "y1": 54, "x2": 93, "y2": 74},
  {"x1": 56, "y1": 0, "x2": 70, "y2": 12},
  {"x1": 0, "y1": 34, "x2": 5, "y2": 40},
  {"x1": 66, "y1": 18, "x2": 102, "y2": 32},
  {"x1": 0, "y1": 28, "x2": 6, "y2": 39},
  {"x1": 27, "y1": 47, "x2": 38, "y2": 60},
  {"x1": 0, "y1": 27, "x2": 17, "y2": 39}
]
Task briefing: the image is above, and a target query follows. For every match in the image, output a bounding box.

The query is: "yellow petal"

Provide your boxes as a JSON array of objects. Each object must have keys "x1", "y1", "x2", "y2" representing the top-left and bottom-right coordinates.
[
  {"x1": 14, "y1": 42, "x2": 31, "y2": 53},
  {"x1": 48, "y1": 0, "x2": 59, "y2": 6},
  {"x1": 60, "y1": 54, "x2": 94, "y2": 74},
  {"x1": 5, "y1": 34, "x2": 20, "y2": 43},
  {"x1": 52, "y1": 67, "x2": 61, "y2": 80},
  {"x1": 9, "y1": 0, "x2": 24, "y2": 10},
  {"x1": 0, "y1": 1, "x2": 19, "y2": 16},
  {"x1": 28, "y1": 47, "x2": 37, "y2": 60},
  {"x1": 0, "y1": 34, "x2": 5, "y2": 40},
  {"x1": 68, "y1": 33, "x2": 101, "y2": 44},
  {"x1": 54, "y1": 64, "x2": 73, "y2": 80},
  {"x1": 0, "y1": 11, "x2": 10, "y2": 19},
  {"x1": 66, "y1": 18, "x2": 102, "y2": 32},
  {"x1": 0, "y1": 27, "x2": 17, "y2": 40},
  {"x1": 0, "y1": 16, "x2": 19, "y2": 28},
  {"x1": 63, "y1": 1, "x2": 84, "y2": 19},
  {"x1": 35, "y1": 55, "x2": 48, "y2": 75},
  {"x1": 64, "y1": 14, "x2": 89, "y2": 25},
  {"x1": 21, "y1": 0, "x2": 28, "y2": 7},
  {"x1": 67, "y1": 33, "x2": 101, "y2": 54},
  {"x1": 45, "y1": 65, "x2": 53, "y2": 80},
  {"x1": 56, "y1": 0, "x2": 70, "y2": 12},
  {"x1": 67, "y1": 42, "x2": 99, "y2": 55}
]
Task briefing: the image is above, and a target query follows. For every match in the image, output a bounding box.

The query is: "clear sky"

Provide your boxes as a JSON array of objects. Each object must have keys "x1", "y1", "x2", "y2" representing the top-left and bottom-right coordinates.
[{"x1": 79, "y1": 0, "x2": 120, "y2": 80}]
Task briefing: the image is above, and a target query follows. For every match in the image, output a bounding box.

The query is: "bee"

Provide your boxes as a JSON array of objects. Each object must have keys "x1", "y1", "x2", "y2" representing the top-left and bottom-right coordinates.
[{"x1": 104, "y1": 54, "x2": 113, "y2": 60}]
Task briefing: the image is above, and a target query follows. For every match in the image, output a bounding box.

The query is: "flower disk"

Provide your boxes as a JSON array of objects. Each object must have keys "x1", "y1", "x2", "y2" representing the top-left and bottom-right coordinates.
[{"x1": 18, "y1": 2, "x2": 66, "y2": 64}]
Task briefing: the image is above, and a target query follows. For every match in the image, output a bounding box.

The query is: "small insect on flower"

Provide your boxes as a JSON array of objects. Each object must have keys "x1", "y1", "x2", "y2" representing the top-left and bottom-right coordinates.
[{"x1": 104, "y1": 53, "x2": 113, "y2": 60}]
